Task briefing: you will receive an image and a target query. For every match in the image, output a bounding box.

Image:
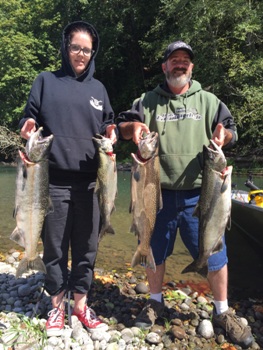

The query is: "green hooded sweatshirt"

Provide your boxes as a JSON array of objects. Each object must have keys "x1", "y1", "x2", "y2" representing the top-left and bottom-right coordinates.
[{"x1": 117, "y1": 80, "x2": 237, "y2": 190}]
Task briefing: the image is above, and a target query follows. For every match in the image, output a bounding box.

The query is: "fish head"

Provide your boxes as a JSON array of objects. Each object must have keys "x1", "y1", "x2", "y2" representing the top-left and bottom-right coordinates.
[
  {"x1": 92, "y1": 134, "x2": 113, "y2": 155},
  {"x1": 138, "y1": 132, "x2": 159, "y2": 160},
  {"x1": 203, "y1": 139, "x2": 226, "y2": 172},
  {"x1": 26, "y1": 127, "x2": 53, "y2": 163}
]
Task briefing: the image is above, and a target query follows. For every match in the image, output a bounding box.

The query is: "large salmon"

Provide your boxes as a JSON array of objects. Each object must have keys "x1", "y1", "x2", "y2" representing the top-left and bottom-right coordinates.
[
  {"x1": 93, "y1": 134, "x2": 117, "y2": 240},
  {"x1": 182, "y1": 140, "x2": 232, "y2": 275},
  {"x1": 130, "y1": 132, "x2": 163, "y2": 272},
  {"x1": 10, "y1": 127, "x2": 53, "y2": 278}
]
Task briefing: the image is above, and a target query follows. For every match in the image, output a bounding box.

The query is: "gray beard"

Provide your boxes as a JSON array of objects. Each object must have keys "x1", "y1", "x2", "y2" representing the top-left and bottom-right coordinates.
[{"x1": 166, "y1": 71, "x2": 192, "y2": 89}]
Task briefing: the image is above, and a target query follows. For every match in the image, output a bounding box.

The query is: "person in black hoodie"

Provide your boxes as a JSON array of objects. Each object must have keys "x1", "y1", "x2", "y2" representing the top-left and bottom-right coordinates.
[{"x1": 19, "y1": 21, "x2": 116, "y2": 336}]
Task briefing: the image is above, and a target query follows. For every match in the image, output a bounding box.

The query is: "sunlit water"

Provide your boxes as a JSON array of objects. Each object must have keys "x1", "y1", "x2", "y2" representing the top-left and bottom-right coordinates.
[{"x1": 1, "y1": 165, "x2": 263, "y2": 292}]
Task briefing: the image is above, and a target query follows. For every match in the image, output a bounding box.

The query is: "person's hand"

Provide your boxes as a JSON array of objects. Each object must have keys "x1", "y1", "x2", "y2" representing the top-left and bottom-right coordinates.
[
  {"x1": 20, "y1": 118, "x2": 36, "y2": 140},
  {"x1": 105, "y1": 124, "x2": 117, "y2": 144},
  {"x1": 211, "y1": 123, "x2": 232, "y2": 148},
  {"x1": 132, "y1": 122, "x2": 150, "y2": 145},
  {"x1": 118, "y1": 121, "x2": 150, "y2": 144}
]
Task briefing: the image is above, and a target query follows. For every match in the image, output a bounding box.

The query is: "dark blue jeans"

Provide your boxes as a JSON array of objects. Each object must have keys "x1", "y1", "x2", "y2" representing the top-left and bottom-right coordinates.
[
  {"x1": 42, "y1": 179, "x2": 100, "y2": 296},
  {"x1": 150, "y1": 188, "x2": 228, "y2": 272}
]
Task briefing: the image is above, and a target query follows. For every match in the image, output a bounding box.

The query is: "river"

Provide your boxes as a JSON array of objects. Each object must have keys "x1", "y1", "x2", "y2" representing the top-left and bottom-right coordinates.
[{"x1": 1, "y1": 165, "x2": 263, "y2": 295}]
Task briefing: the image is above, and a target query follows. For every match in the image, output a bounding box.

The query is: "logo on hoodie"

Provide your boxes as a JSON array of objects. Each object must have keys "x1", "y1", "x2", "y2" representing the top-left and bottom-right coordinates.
[
  {"x1": 156, "y1": 108, "x2": 201, "y2": 122},
  {"x1": 90, "y1": 97, "x2": 103, "y2": 111}
]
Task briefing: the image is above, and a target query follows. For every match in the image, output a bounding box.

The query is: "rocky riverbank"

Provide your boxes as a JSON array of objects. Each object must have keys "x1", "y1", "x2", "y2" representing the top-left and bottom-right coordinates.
[{"x1": 0, "y1": 251, "x2": 263, "y2": 350}]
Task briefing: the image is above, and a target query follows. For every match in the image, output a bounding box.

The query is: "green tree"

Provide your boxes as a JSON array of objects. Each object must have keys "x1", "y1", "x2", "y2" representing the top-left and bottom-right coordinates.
[
  {"x1": 77, "y1": 0, "x2": 161, "y2": 112},
  {"x1": 0, "y1": 0, "x2": 61, "y2": 128},
  {"x1": 0, "y1": 0, "x2": 262, "y2": 159},
  {"x1": 142, "y1": 0, "x2": 263, "y2": 153}
]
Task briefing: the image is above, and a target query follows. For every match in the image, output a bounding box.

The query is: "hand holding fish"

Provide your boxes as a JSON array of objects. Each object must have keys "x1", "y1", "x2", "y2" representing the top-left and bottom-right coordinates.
[
  {"x1": 133, "y1": 122, "x2": 150, "y2": 145},
  {"x1": 118, "y1": 121, "x2": 150, "y2": 145},
  {"x1": 105, "y1": 124, "x2": 118, "y2": 144},
  {"x1": 211, "y1": 123, "x2": 232, "y2": 148},
  {"x1": 20, "y1": 118, "x2": 36, "y2": 140}
]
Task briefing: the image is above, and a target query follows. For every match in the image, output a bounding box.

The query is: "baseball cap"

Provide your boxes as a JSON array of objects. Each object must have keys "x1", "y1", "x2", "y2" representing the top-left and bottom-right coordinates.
[{"x1": 163, "y1": 41, "x2": 194, "y2": 62}]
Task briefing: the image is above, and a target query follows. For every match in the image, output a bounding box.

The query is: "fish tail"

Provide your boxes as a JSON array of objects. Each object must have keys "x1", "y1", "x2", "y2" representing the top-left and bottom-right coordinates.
[
  {"x1": 99, "y1": 224, "x2": 115, "y2": 240},
  {"x1": 181, "y1": 260, "x2": 208, "y2": 278},
  {"x1": 16, "y1": 256, "x2": 47, "y2": 278},
  {"x1": 181, "y1": 261, "x2": 196, "y2": 275},
  {"x1": 146, "y1": 248, "x2": 156, "y2": 273},
  {"x1": 131, "y1": 247, "x2": 156, "y2": 273}
]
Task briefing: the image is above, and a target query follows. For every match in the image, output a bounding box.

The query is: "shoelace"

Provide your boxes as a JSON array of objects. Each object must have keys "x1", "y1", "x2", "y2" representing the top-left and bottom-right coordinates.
[
  {"x1": 223, "y1": 313, "x2": 243, "y2": 332},
  {"x1": 47, "y1": 308, "x2": 64, "y2": 324},
  {"x1": 85, "y1": 308, "x2": 100, "y2": 325},
  {"x1": 67, "y1": 291, "x2": 72, "y2": 327}
]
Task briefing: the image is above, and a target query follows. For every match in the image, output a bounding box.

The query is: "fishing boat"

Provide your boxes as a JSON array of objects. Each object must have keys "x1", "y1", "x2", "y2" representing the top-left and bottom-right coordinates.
[{"x1": 231, "y1": 177, "x2": 263, "y2": 248}]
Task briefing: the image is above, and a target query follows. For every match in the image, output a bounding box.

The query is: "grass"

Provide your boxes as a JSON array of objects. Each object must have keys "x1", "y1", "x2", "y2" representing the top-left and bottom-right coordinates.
[{"x1": 0, "y1": 314, "x2": 47, "y2": 350}]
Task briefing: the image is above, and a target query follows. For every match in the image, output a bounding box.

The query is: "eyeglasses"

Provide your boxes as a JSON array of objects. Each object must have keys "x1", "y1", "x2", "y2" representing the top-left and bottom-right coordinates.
[{"x1": 68, "y1": 44, "x2": 94, "y2": 57}]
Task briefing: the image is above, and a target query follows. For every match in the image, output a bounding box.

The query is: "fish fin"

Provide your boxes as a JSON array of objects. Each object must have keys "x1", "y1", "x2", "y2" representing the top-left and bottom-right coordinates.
[
  {"x1": 181, "y1": 261, "x2": 208, "y2": 278},
  {"x1": 30, "y1": 256, "x2": 47, "y2": 275},
  {"x1": 131, "y1": 247, "x2": 156, "y2": 273},
  {"x1": 98, "y1": 232, "x2": 104, "y2": 242},
  {"x1": 131, "y1": 159, "x2": 141, "y2": 182},
  {"x1": 221, "y1": 172, "x2": 231, "y2": 193},
  {"x1": 22, "y1": 163, "x2": 28, "y2": 181},
  {"x1": 99, "y1": 224, "x2": 115, "y2": 241},
  {"x1": 212, "y1": 238, "x2": 224, "y2": 255},
  {"x1": 110, "y1": 204, "x2": 116, "y2": 215},
  {"x1": 198, "y1": 266, "x2": 208, "y2": 278},
  {"x1": 158, "y1": 191, "x2": 163, "y2": 211},
  {"x1": 13, "y1": 206, "x2": 18, "y2": 219},
  {"x1": 181, "y1": 261, "x2": 196, "y2": 274},
  {"x1": 105, "y1": 224, "x2": 115, "y2": 235},
  {"x1": 16, "y1": 256, "x2": 46, "y2": 278},
  {"x1": 131, "y1": 249, "x2": 141, "y2": 268},
  {"x1": 226, "y1": 215, "x2": 231, "y2": 230},
  {"x1": 94, "y1": 181, "x2": 100, "y2": 194},
  {"x1": 129, "y1": 200, "x2": 135, "y2": 213},
  {"x1": 10, "y1": 227, "x2": 25, "y2": 247},
  {"x1": 130, "y1": 223, "x2": 136, "y2": 235},
  {"x1": 192, "y1": 203, "x2": 200, "y2": 218},
  {"x1": 133, "y1": 171, "x2": 140, "y2": 182}
]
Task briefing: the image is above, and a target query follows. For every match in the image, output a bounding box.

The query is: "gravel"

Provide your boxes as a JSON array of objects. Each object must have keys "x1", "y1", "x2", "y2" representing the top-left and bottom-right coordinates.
[{"x1": 0, "y1": 251, "x2": 263, "y2": 350}]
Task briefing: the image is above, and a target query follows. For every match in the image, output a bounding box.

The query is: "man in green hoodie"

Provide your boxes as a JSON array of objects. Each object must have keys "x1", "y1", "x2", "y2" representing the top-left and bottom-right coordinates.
[{"x1": 115, "y1": 41, "x2": 254, "y2": 349}]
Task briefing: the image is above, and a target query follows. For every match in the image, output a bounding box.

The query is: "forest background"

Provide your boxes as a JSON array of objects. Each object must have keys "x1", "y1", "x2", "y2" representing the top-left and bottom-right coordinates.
[{"x1": 0, "y1": 0, "x2": 262, "y2": 168}]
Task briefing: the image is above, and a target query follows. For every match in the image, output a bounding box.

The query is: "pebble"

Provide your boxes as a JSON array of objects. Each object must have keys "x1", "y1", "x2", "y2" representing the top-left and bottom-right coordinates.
[
  {"x1": 198, "y1": 319, "x2": 214, "y2": 339},
  {"x1": 0, "y1": 251, "x2": 262, "y2": 350}
]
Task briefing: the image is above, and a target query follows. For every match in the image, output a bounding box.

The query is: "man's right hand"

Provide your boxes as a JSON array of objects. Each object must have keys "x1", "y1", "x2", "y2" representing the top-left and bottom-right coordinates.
[{"x1": 20, "y1": 118, "x2": 36, "y2": 140}]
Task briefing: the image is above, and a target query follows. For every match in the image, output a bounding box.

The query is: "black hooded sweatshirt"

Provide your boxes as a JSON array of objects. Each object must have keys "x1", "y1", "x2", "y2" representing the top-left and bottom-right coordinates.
[{"x1": 19, "y1": 21, "x2": 114, "y2": 181}]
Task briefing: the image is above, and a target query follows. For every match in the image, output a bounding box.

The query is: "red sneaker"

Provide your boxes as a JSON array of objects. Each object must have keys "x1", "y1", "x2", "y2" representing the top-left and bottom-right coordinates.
[
  {"x1": 46, "y1": 308, "x2": 65, "y2": 337},
  {"x1": 72, "y1": 306, "x2": 108, "y2": 333}
]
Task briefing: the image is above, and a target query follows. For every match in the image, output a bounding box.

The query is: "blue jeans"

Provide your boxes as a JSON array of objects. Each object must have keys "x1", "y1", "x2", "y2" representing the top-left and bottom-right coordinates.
[{"x1": 151, "y1": 188, "x2": 228, "y2": 272}]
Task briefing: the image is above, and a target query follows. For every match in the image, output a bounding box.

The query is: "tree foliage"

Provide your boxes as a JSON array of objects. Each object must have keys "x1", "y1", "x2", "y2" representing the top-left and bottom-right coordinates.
[{"x1": 0, "y1": 0, "x2": 262, "y2": 157}]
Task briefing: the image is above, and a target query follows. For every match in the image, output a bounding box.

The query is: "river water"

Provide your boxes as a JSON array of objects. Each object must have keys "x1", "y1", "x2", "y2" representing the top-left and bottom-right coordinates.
[{"x1": 1, "y1": 165, "x2": 263, "y2": 295}]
